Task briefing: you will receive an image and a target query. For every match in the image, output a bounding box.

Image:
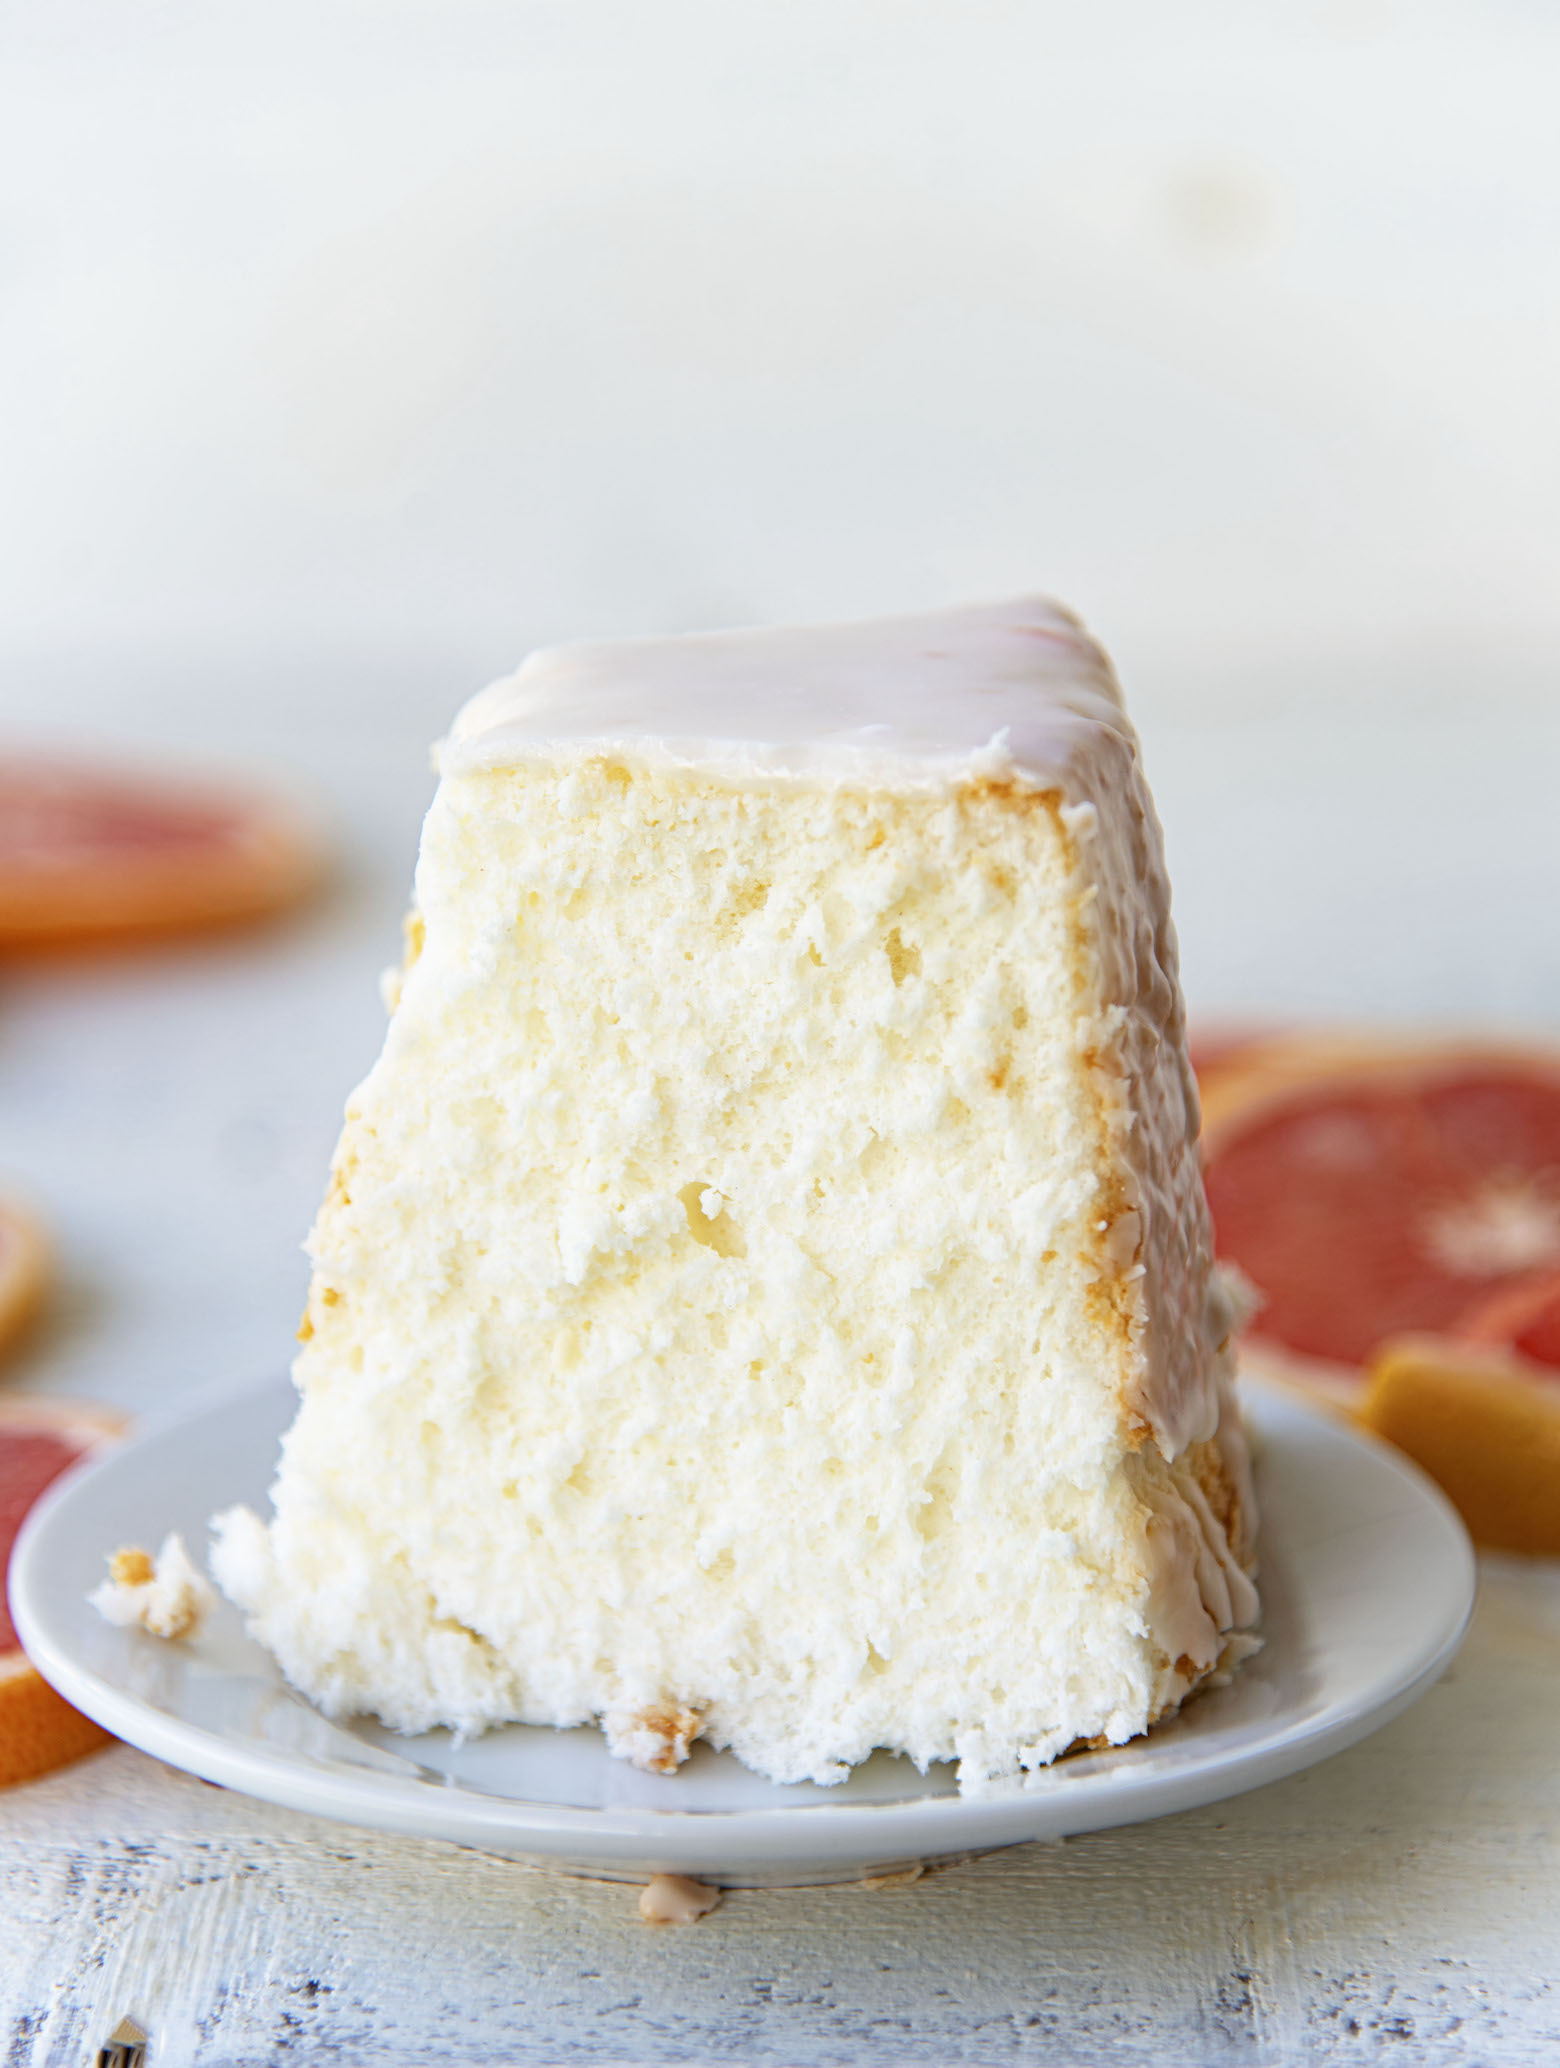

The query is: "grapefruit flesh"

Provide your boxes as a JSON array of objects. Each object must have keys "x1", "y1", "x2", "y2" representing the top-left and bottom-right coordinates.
[
  {"x1": 1, "y1": 1399, "x2": 121, "y2": 1786},
  {"x1": 0, "y1": 763, "x2": 322, "y2": 948},
  {"x1": 1457, "y1": 1268, "x2": 1560, "y2": 1370},
  {"x1": 1200, "y1": 1044, "x2": 1560, "y2": 1371}
]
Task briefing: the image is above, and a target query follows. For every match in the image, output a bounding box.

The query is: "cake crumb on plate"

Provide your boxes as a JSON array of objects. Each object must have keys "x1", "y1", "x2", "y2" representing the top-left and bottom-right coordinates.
[{"x1": 90, "y1": 1532, "x2": 213, "y2": 1641}]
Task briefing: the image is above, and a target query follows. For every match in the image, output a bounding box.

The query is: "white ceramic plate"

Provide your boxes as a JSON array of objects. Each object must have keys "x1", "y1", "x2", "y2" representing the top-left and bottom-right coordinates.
[{"x1": 10, "y1": 1373, "x2": 1473, "y2": 1887}]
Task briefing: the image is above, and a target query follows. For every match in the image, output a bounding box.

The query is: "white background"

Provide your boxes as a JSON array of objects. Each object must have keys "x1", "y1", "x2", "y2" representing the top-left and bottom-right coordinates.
[{"x1": 4, "y1": 1, "x2": 1560, "y2": 662}]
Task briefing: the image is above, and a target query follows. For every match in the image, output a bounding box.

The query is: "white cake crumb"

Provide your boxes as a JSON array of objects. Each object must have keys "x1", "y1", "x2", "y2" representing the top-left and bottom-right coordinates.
[
  {"x1": 604, "y1": 1703, "x2": 704, "y2": 1774},
  {"x1": 638, "y1": 1874, "x2": 722, "y2": 1925},
  {"x1": 89, "y1": 1532, "x2": 215, "y2": 1641}
]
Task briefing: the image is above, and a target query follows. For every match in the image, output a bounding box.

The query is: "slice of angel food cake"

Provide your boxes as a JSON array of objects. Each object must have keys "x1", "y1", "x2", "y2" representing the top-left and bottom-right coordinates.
[{"x1": 212, "y1": 596, "x2": 1258, "y2": 1794}]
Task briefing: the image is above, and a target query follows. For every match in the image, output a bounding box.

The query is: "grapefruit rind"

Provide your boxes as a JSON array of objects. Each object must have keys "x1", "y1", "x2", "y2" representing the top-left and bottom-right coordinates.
[
  {"x1": 0, "y1": 1395, "x2": 122, "y2": 1445},
  {"x1": 0, "y1": 1648, "x2": 113, "y2": 1788},
  {"x1": 0, "y1": 1200, "x2": 49, "y2": 1358},
  {"x1": 2, "y1": 1398, "x2": 124, "y2": 1786},
  {"x1": 1198, "y1": 1030, "x2": 1560, "y2": 1147}
]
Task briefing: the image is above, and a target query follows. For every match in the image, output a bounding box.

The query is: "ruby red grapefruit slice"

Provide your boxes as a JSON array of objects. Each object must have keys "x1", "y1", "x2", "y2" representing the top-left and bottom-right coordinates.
[
  {"x1": 1199, "y1": 1036, "x2": 1560, "y2": 1382},
  {"x1": 0, "y1": 763, "x2": 322, "y2": 949},
  {"x1": 1, "y1": 1397, "x2": 122, "y2": 1785}
]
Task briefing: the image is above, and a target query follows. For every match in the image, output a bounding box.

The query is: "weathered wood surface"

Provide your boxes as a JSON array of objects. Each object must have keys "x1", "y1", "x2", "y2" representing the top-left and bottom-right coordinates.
[{"x1": 4, "y1": 1556, "x2": 1556, "y2": 2067}]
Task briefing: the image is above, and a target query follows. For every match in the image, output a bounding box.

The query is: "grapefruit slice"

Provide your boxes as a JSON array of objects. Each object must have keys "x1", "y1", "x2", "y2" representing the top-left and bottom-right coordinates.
[
  {"x1": 1198, "y1": 1035, "x2": 1560, "y2": 1385},
  {"x1": 0, "y1": 1198, "x2": 49, "y2": 1358},
  {"x1": 1, "y1": 1397, "x2": 122, "y2": 1786},
  {"x1": 0, "y1": 762, "x2": 322, "y2": 949}
]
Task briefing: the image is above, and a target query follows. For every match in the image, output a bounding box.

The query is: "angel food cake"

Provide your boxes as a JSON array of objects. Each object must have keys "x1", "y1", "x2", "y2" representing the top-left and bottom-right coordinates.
[{"x1": 213, "y1": 597, "x2": 1259, "y2": 1792}]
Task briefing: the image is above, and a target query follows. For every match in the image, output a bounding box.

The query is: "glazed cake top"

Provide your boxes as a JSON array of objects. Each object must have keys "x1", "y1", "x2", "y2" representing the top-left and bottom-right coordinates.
[{"x1": 444, "y1": 595, "x2": 1131, "y2": 789}]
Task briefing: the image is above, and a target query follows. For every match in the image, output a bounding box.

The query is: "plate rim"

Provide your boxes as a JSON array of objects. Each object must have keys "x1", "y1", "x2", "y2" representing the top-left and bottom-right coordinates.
[{"x1": 9, "y1": 1372, "x2": 1476, "y2": 1874}]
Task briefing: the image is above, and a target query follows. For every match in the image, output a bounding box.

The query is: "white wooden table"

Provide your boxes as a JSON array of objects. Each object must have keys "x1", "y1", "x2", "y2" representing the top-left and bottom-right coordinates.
[
  {"x1": 4, "y1": 1561, "x2": 1556, "y2": 2065},
  {"x1": 3, "y1": 653, "x2": 1559, "y2": 2064}
]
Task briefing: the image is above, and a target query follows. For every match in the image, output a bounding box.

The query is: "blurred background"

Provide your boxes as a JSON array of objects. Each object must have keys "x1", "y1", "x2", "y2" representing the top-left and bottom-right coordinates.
[{"x1": 2, "y1": 0, "x2": 1558, "y2": 1411}]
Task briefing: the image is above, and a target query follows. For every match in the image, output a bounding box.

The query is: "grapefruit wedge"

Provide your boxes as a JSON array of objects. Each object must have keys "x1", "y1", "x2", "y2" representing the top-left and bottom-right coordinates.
[
  {"x1": 1, "y1": 1397, "x2": 122, "y2": 1785},
  {"x1": 0, "y1": 762, "x2": 322, "y2": 950},
  {"x1": 1199, "y1": 1034, "x2": 1560, "y2": 1384},
  {"x1": 1197, "y1": 1033, "x2": 1560, "y2": 1553},
  {"x1": 1359, "y1": 1338, "x2": 1560, "y2": 1557}
]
